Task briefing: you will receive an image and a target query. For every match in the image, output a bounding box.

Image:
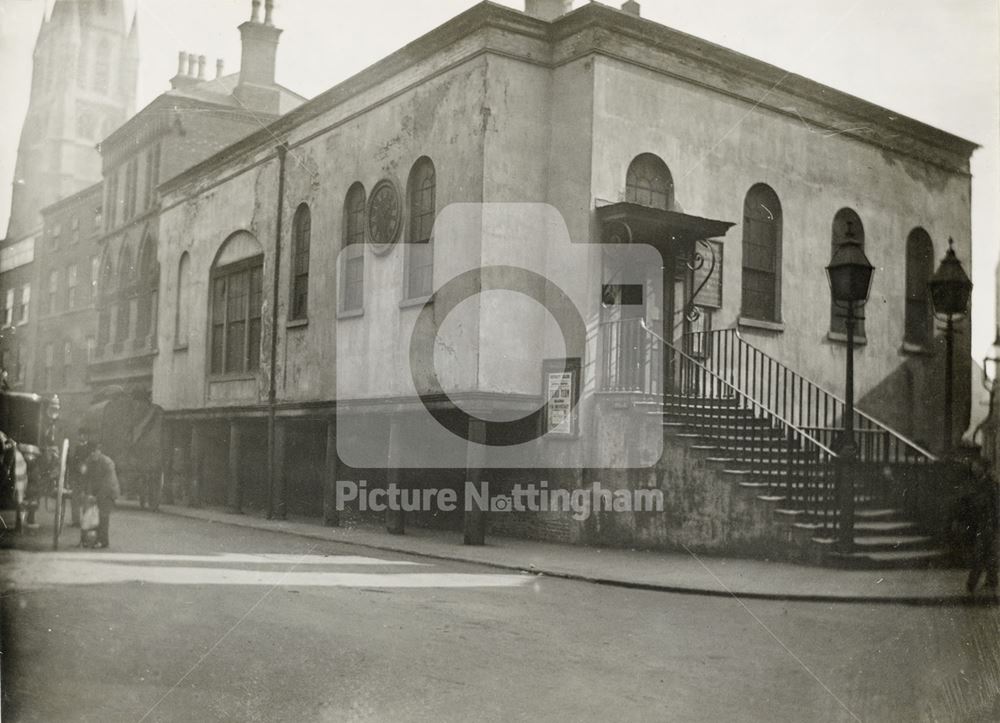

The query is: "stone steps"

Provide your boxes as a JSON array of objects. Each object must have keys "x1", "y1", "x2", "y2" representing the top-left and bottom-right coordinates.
[{"x1": 655, "y1": 393, "x2": 947, "y2": 570}]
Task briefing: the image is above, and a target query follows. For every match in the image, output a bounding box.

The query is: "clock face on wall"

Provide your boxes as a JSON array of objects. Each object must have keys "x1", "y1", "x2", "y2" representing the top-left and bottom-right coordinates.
[{"x1": 367, "y1": 179, "x2": 402, "y2": 254}]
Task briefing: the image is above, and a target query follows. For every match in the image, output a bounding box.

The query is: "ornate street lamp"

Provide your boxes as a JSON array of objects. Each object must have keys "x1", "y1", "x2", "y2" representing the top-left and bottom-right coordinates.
[
  {"x1": 825, "y1": 223, "x2": 874, "y2": 551},
  {"x1": 929, "y1": 238, "x2": 973, "y2": 454}
]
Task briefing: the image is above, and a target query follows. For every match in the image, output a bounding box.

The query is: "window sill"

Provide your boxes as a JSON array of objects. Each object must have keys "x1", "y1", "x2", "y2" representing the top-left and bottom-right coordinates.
[
  {"x1": 738, "y1": 316, "x2": 785, "y2": 333},
  {"x1": 899, "y1": 341, "x2": 932, "y2": 357},
  {"x1": 208, "y1": 373, "x2": 257, "y2": 383},
  {"x1": 173, "y1": 344, "x2": 189, "y2": 353},
  {"x1": 286, "y1": 318, "x2": 309, "y2": 329},
  {"x1": 399, "y1": 295, "x2": 433, "y2": 310},
  {"x1": 337, "y1": 308, "x2": 364, "y2": 320},
  {"x1": 827, "y1": 331, "x2": 868, "y2": 346}
]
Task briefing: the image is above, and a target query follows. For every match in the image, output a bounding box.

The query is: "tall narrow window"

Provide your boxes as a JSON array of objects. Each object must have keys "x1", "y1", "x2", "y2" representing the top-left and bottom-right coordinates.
[
  {"x1": 3, "y1": 289, "x2": 12, "y2": 327},
  {"x1": 625, "y1": 154, "x2": 674, "y2": 210},
  {"x1": 829, "y1": 209, "x2": 866, "y2": 338},
  {"x1": 116, "y1": 247, "x2": 133, "y2": 343},
  {"x1": 124, "y1": 157, "x2": 138, "y2": 220},
  {"x1": 43, "y1": 344, "x2": 54, "y2": 390},
  {"x1": 290, "y1": 204, "x2": 310, "y2": 321},
  {"x1": 60, "y1": 341, "x2": 72, "y2": 387},
  {"x1": 341, "y1": 183, "x2": 366, "y2": 313},
  {"x1": 904, "y1": 228, "x2": 934, "y2": 348},
  {"x1": 19, "y1": 285, "x2": 30, "y2": 324},
  {"x1": 135, "y1": 238, "x2": 158, "y2": 344},
  {"x1": 175, "y1": 252, "x2": 191, "y2": 347},
  {"x1": 106, "y1": 169, "x2": 119, "y2": 229},
  {"x1": 47, "y1": 269, "x2": 59, "y2": 315},
  {"x1": 740, "y1": 184, "x2": 782, "y2": 322},
  {"x1": 67, "y1": 264, "x2": 79, "y2": 309},
  {"x1": 143, "y1": 143, "x2": 161, "y2": 210},
  {"x1": 90, "y1": 255, "x2": 100, "y2": 305},
  {"x1": 210, "y1": 232, "x2": 264, "y2": 376},
  {"x1": 405, "y1": 157, "x2": 435, "y2": 300},
  {"x1": 97, "y1": 255, "x2": 113, "y2": 346},
  {"x1": 93, "y1": 38, "x2": 110, "y2": 93}
]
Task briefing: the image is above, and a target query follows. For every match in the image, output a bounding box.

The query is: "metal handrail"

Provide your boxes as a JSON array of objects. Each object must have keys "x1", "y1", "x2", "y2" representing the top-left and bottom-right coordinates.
[
  {"x1": 731, "y1": 327, "x2": 936, "y2": 461},
  {"x1": 639, "y1": 320, "x2": 837, "y2": 457},
  {"x1": 687, "y1": 327, "x2": 935, "y2": 464}
]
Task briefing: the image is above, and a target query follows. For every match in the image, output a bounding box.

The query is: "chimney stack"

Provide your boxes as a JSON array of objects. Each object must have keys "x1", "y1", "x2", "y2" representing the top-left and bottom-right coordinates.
[
  {"x1": 216, "y1": 58, "x2": 225, "y2": 79},
  {"x1": 525, "y1": 0, "x2": 572, "y2": 21},
  {"x1": 171, "y1": 50, "x2": 200, "y2": 90},
  {"x1": 187, "y1": 52, "x2": 197, "y2": 76},
  {"x1": 235, "y1": 0, "x2": 283, "y2": 113},
  {"x1": 197, "y1": 54, "x2": 206, "y2": 79},
  {"x1": 620, "y1": 1, "x2": 640, "y2": 16}
]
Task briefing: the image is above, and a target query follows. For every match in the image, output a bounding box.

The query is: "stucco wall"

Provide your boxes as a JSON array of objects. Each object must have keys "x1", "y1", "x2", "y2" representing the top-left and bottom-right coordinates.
[{"x1": 590, "y1": 55, "x2": 972, "y2": 447}]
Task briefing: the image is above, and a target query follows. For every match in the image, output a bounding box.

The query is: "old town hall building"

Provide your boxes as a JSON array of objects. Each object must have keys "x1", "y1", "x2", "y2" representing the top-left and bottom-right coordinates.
[{"x1": 4, "y1": 0, "x2": 980, "y2": 565}]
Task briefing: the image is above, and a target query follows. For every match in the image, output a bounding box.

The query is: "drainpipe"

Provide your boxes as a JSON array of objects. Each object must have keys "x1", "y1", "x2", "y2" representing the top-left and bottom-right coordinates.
[{"x1": 267, "y1": 143, "x2": 288, "y2": 519}]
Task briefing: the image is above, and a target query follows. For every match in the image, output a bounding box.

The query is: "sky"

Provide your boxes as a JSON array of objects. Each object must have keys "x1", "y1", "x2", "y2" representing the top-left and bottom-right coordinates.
[{"x1": 0, "y1": 0, "x2": 997, "y2": 362}]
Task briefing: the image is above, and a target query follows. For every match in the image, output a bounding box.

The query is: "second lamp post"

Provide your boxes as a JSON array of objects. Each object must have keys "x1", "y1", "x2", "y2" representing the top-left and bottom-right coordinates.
[{"x1": 826, "y1": 224, "x2": 875, "y2": 551}]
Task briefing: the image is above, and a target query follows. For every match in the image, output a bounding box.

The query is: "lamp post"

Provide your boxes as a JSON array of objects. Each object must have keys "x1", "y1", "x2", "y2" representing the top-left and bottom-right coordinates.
[
  {"x1": 929, "y1": 238, "x2": 973, "y2": 455},
  {"x1": 825, "y1": 224, "x2": 874, "y2": 551},
  {"x1": 982, "y1": 335, "x2": 1000, "y2": 462}
]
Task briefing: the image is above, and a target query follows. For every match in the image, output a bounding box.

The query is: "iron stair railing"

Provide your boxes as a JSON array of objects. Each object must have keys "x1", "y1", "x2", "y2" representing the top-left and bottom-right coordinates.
[
  {"x1": 599, "y1": 317, "x2": 841, "y2": 531},
  {"x1": 686, "y1": 327, "x2": 936, "y2": 465}
]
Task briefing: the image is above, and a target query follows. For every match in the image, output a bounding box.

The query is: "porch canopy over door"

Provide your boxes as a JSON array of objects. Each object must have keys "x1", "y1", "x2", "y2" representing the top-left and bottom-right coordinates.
[{"x1": 595, "y1": 201, "x2": 733, "y2": 394}]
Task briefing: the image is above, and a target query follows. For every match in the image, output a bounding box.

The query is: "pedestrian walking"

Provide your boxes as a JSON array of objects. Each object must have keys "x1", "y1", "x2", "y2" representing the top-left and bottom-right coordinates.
[
  {"x1": 77, "y1": 427, "x2": 120, "y2": 549},
  {"x1": 964, "y1": 458, "x2": 998, "y2": 595}
]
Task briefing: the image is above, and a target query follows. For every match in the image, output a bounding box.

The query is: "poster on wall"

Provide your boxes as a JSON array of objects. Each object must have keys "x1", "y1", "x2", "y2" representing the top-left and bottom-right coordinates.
[{"x1": 542, "y1": 358, "x2": 580, "y2": 437}]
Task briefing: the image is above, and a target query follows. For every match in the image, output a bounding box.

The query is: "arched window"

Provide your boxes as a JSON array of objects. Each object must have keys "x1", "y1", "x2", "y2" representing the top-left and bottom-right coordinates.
[
  {"x1": 175, "y1": 252, "x2": 191, "y2": 347},
  {"x1": 405, "y1": 157, "x2": 436, "y2": 300},
  {"x1": 97, "y1": 254, "x2": 114, "y2": 347},
  {"x1": 341, "y1": 183, "x2": 366, "y2": 313},
  {"x1": 115, "y1": 246, "x2": 134, "y2": 343},
  {"x1": 210, "y1": 232, "x2": 264, "y2": 376},
  {"x1": 904, "y1": 228, "x2": 934, "y2": 348},
  {"x1": 740, "y1": 184, "x2": 783, "y2": 322},
  {"x1": 93, "y1": 38, "x2": 110, "y2": 94},
  {"x1": 829, "y1": 209, "x2": 866, "y2": 337},
  {"x1": 135, "y1": 237, "x2": 159, "y2": 345},
  {"x1": 625, "y1": 154, "x2": 674, "y2": 210},
  {"x1": 290, "y1": 204, "x2": 310, "y2": 321}
]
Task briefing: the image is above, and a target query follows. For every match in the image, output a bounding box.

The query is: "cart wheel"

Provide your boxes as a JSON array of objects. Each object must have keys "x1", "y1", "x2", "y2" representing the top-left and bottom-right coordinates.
[{"x1": 52, "y1": 438, "x2": 69, "y2": 551}]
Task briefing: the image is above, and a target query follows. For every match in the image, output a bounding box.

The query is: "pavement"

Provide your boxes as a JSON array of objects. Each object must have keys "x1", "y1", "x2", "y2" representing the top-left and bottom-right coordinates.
[{"x1": 120, "y1": 501, "x2": 991, "y2": 606}]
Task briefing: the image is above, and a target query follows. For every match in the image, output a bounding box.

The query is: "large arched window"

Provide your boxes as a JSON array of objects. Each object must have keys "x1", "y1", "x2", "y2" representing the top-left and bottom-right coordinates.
[
  {"x1": 135, "y1": 236, "x2": 159, "y2": 345},
  {"x1": 341, "y1": 183, "x2": 366, "y2": 313},
  {"x1": 740, "y1": 184, "x2": 783, "y2": 322},
  {"x1": 175, "y1": 252, "x2": 191, "y2": 348},
  {"x1": 115, "y1": 246, "x2": 134, "y2": 344},
  {"x1": 829, "y1": 208, "x2": 866, "y2": 337},
  {"x1": 210, "y1": 232, "x2": 264, "y2": 376},
  {"x1": 290, "y1": 204, "x2": 310, "y2": 321},
  {"x1": 904, "y1": 228, "x2": 934, "y2": 348},
  {"x1": 625, "y1": 154, "x2": 674, "y2": 210},
  {"x1": 404, "y1": 157, "x2": 436, "y2": 300}
]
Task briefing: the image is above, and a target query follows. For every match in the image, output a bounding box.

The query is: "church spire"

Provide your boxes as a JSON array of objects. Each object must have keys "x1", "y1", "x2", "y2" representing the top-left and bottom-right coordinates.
[{"x1": 6, "y1": 0, "x2": 137, "y2": 239}]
